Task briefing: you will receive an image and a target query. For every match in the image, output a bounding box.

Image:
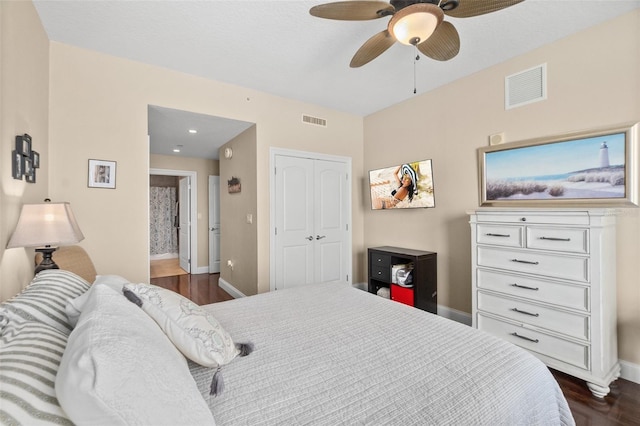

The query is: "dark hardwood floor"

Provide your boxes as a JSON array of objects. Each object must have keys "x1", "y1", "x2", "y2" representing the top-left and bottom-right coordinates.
[
  {"x1": 152, "y1": 273, "x2": 640, "y2": 426},
  {"x1": 150, "y1": 272, "x2": 233, "y2": 306}
]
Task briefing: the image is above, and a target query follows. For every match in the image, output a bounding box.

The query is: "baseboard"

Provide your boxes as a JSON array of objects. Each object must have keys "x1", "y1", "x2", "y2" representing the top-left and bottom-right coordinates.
[
  {"x1": 620, "y1": 359, "x2": 640, "y2": 384},
  {"x1": 352, "y1": 282, "x2": 367, "y2": 291},
  {"x1": 218, "y1": 278, "x2": 246, "y2": 299},
  {"x1": 192, "y1": 265, "x2": 209, "y2": 274},
  {"x1": 437, "y1": 305, "x2": 472, "y2": 326}
]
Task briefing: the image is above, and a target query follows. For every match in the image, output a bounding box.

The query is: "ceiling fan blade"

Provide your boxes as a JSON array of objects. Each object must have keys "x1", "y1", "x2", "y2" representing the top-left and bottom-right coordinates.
[
  {"x1": 350, "y1": 30, "x2": 396, "y2": 67},
  {"x1": 417, "y1": 21, "x2": 460, "y2": 61},
  {"x1": 444, "y1": 0, "x2": 524, "y2": 18},
  {"x1": 310, "y1": 1, "x2": 394, "y2": 20}
]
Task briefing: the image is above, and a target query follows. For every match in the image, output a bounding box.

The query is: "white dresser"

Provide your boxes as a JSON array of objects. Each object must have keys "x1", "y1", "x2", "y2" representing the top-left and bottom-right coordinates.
[{"x1": 468, "y1": 209, "x2": 620, "y2": 398}]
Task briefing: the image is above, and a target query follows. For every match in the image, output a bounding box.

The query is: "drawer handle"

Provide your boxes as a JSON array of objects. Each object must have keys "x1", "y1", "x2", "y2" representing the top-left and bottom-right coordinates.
[
  {"x1": 511, "y1": 259, "x2": 539, "y2": 265},
  {"x1": 510, "y1": 283, "x2": 539, "y2": 291},
  {"x1": 511, "y1": 307, "x2": 539, "y2": 317},
  {"x1": 539, "y1": 236, "x2": 571, "y2": 242},
  {"x1": 511, "y1": 332, "x2": 539, "y2": 343},
  {"x1": 486, "y1": 233, "x2": 511, "y2": 237}
]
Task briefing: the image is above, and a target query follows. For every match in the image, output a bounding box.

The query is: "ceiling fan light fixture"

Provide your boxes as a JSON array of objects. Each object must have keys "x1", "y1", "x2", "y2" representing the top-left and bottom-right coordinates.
[{"x1": 388, "y1": 3, "x2": 444, "y2": 46}]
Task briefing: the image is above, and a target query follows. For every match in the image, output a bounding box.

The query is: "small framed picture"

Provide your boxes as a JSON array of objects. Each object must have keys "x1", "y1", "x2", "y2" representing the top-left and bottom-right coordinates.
[
  {"x1": 25, "y1": 163, "x2": 36, "y2": 183},
  {"x1": 88, "y1": 159, "x2": 117, "y2": 189},
  {"x1": 31, "y1": 151, "x2": 40, "y2": 168},
  {"x1": 15, "y1": 134, "x2": 32, "y2": 156},
  {"x1": 12, "y1": 150, "x2": 23, "y2": 180}
]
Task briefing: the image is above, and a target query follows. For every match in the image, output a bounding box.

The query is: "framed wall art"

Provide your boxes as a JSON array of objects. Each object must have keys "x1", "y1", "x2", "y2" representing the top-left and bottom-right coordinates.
[
  {"x1": 478, "y1": 122, "x2": 639, "y2": 207},
  {"x1": 12, "y1": 150, "x2": 23, "y2": 180},
  {"x1": 88, "y1": 159, "x2": 117, "y2": 189},
  {"x1": 15, "y1": 134, "x2": 32, "y2": 156}
]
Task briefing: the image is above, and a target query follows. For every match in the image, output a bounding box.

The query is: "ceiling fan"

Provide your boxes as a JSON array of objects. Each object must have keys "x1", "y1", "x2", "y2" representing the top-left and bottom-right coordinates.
[{"x1": 309, "y1": 0, "x2": 524, "y2": 67}]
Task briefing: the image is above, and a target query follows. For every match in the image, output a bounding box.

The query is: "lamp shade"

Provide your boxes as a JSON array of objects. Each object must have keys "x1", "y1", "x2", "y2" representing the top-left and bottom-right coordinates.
[
  {"x1": 388, "y1": 3, "x2": 444, "y2": 46},
  {"x1": 7, "y1": 202, "x2": 84, "y2": 248}
]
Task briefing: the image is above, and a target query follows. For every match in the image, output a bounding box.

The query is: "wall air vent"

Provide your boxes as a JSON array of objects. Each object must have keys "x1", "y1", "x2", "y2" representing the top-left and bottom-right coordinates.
[
  {"x1": 302, "y1": 114, "x2": 327, "y2": 127},
  {"x1": 505, "y1": 63, "x2": 547, "y2": 110}
]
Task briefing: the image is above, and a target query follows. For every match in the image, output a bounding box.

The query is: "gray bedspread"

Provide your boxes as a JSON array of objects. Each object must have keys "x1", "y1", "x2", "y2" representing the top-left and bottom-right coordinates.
[{"x1": 189, "y1": 282, "x2": 574, "y2": 425}]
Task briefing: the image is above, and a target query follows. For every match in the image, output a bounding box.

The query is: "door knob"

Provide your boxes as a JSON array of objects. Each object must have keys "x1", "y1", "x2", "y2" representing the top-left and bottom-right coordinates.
[
  {"x1": 316, "y1": 235, "x2": 326, "y2": 240},
  {"x1": 305, "y1": 236, "x2": 313, "y2": 241}
]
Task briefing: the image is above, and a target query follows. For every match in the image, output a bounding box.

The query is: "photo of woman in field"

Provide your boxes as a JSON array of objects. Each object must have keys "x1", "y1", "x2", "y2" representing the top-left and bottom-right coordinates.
[{"x1": 369, "y1": 160, "x2": 435, "y2": 210}]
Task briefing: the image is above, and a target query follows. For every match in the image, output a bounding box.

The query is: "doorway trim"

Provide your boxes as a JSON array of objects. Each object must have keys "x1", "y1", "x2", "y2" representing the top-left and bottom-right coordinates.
[
  {"x1": 269, "y1": 147, "x2": 352, "y2": 291},
  {"x1": 149, "y1": 168, "x2": 200, "y2": 276}
]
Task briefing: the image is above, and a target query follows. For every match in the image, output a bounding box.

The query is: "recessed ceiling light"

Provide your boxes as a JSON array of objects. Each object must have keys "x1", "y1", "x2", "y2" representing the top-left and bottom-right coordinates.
[{"x1": 188, "y1": 129, "x2": 197, "y2": 134}]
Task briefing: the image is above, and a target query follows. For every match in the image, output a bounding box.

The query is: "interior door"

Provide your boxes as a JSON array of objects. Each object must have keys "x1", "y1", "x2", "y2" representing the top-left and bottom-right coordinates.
[
  {"x1": 178, "y1": 177, "x2": 191, "y2": 273},
  {"x1": 208, "y1": 175, "x2": 220, "y2": 273},
  {"x1": 314, "y1": 160, "x2": 348, "y2": 284},
  {"x1": 274, "y1": 155, "x2": 348, "y2": 290},
  {"x1": 274, "y1": 155, "x2": 314, "y2": 289}
]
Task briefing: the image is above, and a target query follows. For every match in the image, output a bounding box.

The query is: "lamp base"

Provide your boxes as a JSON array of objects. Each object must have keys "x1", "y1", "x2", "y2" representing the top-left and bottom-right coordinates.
[{"x1": 35, "y1": 247, "x2": 60, "y2": 275}]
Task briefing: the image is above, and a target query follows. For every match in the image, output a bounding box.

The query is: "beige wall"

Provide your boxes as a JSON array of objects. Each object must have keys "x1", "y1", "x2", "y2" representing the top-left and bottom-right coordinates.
[
  {"x1": 0, "y1": 1, "x2": 51, "y2": 300},
  {"x1": 219, "y1": 126, "x2": 258, "y2": 295},
  {"x1": 363, "y1": 11, "x2": 640, "y2": 364},
  {"x1": 45, "y1": 42, "x2": 364, "y2": 292},
  {"x1": 150, "y1": 154, "x2": 219, "y2": 270}
]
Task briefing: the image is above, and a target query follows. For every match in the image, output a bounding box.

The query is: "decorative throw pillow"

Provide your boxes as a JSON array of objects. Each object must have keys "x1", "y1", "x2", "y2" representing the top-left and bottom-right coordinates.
[
  {"x1": 0, "y1": 320, "x2": 73, "y2": 425},
  {"x1": 65, "y1": 275, "x2": 129, "y2": 327},
  {"x1": 0, "y1": 270, "x2": 91, "y2": 335},
  {"x1": 122, "y1": 282, "x2": 241, "y2": 368},
  {"x1": 56, "y1": 284, "x2": 216, "y2": 425}
]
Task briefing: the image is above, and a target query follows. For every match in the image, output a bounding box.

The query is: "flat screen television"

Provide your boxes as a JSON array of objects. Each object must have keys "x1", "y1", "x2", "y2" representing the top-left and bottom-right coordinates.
[{"x1": 369, "y1": 159, "x2": 435, "y2": 210}]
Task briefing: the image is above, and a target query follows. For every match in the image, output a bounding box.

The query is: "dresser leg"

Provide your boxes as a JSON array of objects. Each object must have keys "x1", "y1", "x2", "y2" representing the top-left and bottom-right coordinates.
[{"x1": 586, "y1": 382, "x2": 610, "y2": 398}]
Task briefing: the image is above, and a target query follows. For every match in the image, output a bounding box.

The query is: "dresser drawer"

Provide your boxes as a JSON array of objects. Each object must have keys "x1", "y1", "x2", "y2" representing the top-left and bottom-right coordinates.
[
  {"x1": 475, "y1": 212, "x2": 590, "y2": 225},
  {"x1": 371, "y1": 265, "x2": 390, "y2": 282},
  {"x1": 477, "y1": 291, "x2": 589, "y2": 340},
  {"x1": 477, "y1": 269, "x2": 589, "y2": 311},
  {"x1": 477, "y1": 224, "x2": 523, "y2": 247},
  {"x1": 370, "y1": 252, "x2": 391, "y2": 267},
  {"x1": 527, "y1": 227, "x2": 588, "y2": 254},
  {"x1": 477, "y1": 246, "x2": 589, "y2": 283},
  {"x1": 478, "y1": 314, "x2": 589, "y2": 370}
]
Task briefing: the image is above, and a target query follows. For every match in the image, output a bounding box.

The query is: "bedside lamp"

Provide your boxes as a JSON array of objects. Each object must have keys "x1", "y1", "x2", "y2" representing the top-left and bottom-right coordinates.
[{"x1": 7, "y1": 202, "x2": 84, "y2": 274}]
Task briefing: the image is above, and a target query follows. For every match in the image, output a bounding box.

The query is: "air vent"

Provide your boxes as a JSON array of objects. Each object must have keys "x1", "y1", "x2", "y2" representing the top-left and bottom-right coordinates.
[
  {"x1": 302, "y1": 114, "x2": 327, "y2": 127},
  {"x1": 505, "y1": 63, "x2": 547, "y2": 110}
]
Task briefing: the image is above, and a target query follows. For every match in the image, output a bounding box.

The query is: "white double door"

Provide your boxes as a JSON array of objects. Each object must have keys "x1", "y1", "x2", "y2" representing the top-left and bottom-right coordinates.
[{"x1": 273, "y1": 154, "x2": 350, "y2": 290}]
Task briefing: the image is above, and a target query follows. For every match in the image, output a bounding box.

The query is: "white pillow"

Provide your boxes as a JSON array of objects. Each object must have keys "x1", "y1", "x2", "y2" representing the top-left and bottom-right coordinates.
[
  {"x1": 123, "y1": 282, "x2": 240, "y2": 368},
  {"x1": 56, "y1": 284, "x2": 216, "y2": 426},
  {"x1": 65, "y1": 274, "x2": 129, "y2": 327}
]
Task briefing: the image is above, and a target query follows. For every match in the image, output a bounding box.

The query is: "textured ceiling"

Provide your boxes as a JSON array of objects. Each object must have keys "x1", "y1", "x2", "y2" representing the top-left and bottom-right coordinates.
[{"x1": 33, "y1": 0, "x2": 640, "y2": 158}]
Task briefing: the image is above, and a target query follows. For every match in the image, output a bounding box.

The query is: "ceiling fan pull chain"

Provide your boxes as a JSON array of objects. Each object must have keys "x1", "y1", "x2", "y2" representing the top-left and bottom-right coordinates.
[{"x1": 413, "y1": 47, "x2": 420, "y2": 94}]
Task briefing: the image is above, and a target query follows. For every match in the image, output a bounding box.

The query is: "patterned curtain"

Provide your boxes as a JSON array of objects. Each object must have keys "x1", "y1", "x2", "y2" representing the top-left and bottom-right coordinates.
[{"x1": 149, "y1": 187, "x2": 178, "y2": 255}]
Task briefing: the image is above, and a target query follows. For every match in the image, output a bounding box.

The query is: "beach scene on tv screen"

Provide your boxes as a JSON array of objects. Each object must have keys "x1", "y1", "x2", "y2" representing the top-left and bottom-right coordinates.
[
  {"x1": 369, "y1": 160, "x2": 435, "y2": 209},
  {"x1": 486, "y1": 133, "x2": 626, "y2": 201}
]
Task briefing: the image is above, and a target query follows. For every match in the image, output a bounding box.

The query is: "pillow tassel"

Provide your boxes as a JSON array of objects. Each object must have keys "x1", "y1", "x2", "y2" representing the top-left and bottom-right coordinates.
[
  {"x1": 210, "y1": 367, "x2": 224, "y2": 397},
  {"x1": 236, "y1": 342, "x2": 254, "y2": 357},
  {"x1": 122, "y1": 289, "x2": 143, "y2": 307}
]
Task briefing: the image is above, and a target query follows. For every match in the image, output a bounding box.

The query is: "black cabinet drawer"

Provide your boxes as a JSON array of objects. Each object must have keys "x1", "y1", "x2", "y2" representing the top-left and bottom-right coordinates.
[
  {"x1": 371, "y1": 253, "x2": 390, "y2": 267},
  {"x1": 371, "y1": 265, "x2": 390, "y2": 282}
]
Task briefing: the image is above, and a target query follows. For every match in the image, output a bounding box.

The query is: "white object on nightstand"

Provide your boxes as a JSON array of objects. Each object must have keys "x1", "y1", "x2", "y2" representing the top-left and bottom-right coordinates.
[{"x1": 468, "y1": 208, "x2": 619, "y2": 398}]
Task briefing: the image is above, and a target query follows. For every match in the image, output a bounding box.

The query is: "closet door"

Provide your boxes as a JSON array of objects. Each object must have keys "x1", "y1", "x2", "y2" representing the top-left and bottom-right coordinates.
[
  {"x1": 274, "y1": 155, "x2": 314, "y2": 289},
  {"x1": 314, "y1": 159, "x2": 348, "y2": 284},
  {"x1": 274, "y1": 155, "x2": 349, "y2": 290}
]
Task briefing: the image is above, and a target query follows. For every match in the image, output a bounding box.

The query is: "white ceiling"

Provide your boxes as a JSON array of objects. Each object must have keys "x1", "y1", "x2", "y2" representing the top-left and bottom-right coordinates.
[{"x1": 33, "y1": 0, "x2": 640, "y2": 159}]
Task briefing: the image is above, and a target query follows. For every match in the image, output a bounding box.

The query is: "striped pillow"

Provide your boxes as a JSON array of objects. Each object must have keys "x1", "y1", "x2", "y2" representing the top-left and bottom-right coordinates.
[
  {"x1": 0, "y1": 270, "x2": 91, "y2": 335},
  {"x1": 0, "y1": 320, "x2": 73, "y2": 425}
]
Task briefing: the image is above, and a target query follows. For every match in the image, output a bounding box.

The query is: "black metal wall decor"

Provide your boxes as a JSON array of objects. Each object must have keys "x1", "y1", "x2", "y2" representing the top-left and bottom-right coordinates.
[{"x1": 13, "y1": 134, "x2": 39, "y2": 183}]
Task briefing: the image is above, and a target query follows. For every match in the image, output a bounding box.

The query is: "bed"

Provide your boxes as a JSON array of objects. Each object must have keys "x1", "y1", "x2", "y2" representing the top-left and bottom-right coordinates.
[{"x1": 0, "y1": 269, "x2": 575, "y2": 425}]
